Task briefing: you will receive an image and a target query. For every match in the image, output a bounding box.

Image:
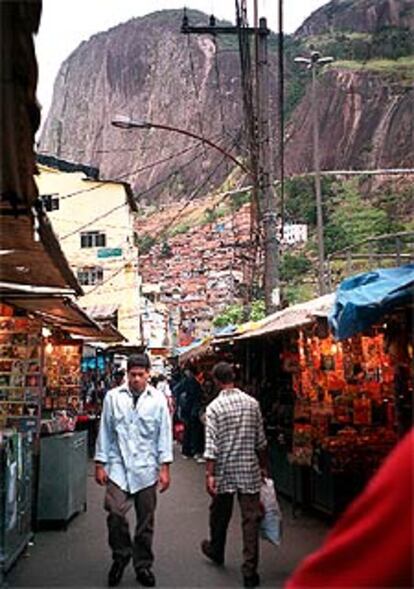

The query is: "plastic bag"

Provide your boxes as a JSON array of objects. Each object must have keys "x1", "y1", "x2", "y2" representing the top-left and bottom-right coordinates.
[{"x1": 259, "y1": 477, "x2": 282, "y2": 546}]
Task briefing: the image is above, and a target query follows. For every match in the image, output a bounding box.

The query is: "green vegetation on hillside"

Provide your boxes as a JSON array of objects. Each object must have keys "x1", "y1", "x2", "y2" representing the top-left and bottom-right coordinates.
[
  {"x1": 137, "y1": 234, "x2": 156, "y2": 254},
  {"x1": 213, "y1": 299, "x2": 266, "y2": 328},
  {"x1": 277, "y1": 176, "x2": 412, "y2": 292},
  {"x1": 333, "y1": 56, "x2": 414, "y2": 83},
  {"x1": 285, "y1": 23, "x2": 414, "y2": 117}
]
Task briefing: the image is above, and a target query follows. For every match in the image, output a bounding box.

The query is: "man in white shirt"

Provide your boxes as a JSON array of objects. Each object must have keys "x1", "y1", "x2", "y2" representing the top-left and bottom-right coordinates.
[
  {"x1": 95, "y1": 354, "x2": 173, "y2": 587},
  {"x1": 202, "y1": 362, "x2": 267, "y2": 588}
]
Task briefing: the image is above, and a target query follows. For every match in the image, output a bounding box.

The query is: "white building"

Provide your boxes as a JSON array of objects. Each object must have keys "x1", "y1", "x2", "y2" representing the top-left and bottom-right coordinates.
[
  {"x1": 35, "y1": 156, "x2": 141, "y2": 344},
  {"x1": 279, "y1": 223, "x2": 308, "y2": 245}
]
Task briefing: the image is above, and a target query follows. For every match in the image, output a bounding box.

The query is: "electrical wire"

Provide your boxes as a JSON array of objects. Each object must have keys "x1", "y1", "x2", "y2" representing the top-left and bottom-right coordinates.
[
  {"x1": 137, "y1": 133, "x2": 245, "y2": 245},
  {"x1": 62, "y1": 137, "x2": 246, "y2": 295},
  {"x1": 53, "y1": 141, "x2": 206, "y2": 201},
  {"x1": 45, "y1": 130, "x2": 246, "y2": 241}
]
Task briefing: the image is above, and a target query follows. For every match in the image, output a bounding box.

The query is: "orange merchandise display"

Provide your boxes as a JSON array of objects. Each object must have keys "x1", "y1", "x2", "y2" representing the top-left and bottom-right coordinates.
[
  {"x1": 0, "y1": 307, "x2": 42, "y2": 435},
  {"x1": 43, "y1": 342, "x2": 82, "y2": 412},
  {"x1": 290, "y1": 323, "x2": 403, "y2": 476}
]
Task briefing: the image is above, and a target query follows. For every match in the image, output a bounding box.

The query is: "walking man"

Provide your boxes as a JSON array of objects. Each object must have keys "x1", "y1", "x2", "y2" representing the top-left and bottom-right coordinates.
[
  {"x1": 95, "y1": 354, "x2": 173, "y2": 587},
  {"x1": 201, "y1": 362, "x2": 267, "y2": 588}
]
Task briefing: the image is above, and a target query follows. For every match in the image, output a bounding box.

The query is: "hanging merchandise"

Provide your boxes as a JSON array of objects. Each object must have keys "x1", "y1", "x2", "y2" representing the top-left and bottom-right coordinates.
[
  {"x1": 288, "y1": 322, "x2": 403, "y2": 478},
  {"x1": 43, "y1": 341, "x2": 82, "y2": 411},
  {"x1": 0, "y1": 308, "x2": 42, "y2": 434}
]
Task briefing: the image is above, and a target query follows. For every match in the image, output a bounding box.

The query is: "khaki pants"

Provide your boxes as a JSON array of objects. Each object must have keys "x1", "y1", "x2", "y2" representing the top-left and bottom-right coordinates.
[
  {"x1": 104, "y1": 480, "x2": 157, "y2": 570},
  {"x1": 209, "y1": 491, "x2": 261, "y2": 577}
]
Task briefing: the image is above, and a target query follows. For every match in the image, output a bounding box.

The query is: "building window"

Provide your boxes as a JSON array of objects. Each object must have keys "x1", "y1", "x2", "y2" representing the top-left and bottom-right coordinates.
[
  {"x1": 80, "y1": 231, "x2": 106, "y2": 248},
  {"x1": 77, "y1": 266, "x2": 104, "y2": 286},
  {"x1": 40, "y1": 194, "x2": 59, "y2": 211}
]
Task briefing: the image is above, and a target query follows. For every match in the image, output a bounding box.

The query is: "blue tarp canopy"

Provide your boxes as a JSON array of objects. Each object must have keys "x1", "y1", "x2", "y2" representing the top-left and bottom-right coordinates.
[{"x1": 329, "y1": 265, "x2": 414, "y2": 340}]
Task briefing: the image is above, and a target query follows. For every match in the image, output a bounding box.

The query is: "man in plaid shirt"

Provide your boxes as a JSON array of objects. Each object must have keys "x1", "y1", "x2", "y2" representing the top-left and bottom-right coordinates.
[{"x1": 201, "y1": 362, "x2": 267, "y2": 588}]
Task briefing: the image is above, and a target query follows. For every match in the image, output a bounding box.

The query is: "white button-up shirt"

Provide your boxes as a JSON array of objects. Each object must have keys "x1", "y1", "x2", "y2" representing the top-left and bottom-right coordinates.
[{"x1": 95, "y1": 383, "x2": 173, "y2": 494}]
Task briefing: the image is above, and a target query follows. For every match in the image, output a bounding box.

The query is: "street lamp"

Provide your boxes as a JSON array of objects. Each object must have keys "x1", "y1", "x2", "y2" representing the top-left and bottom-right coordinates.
[
  {"x1": 294, "y1": 51, "x2": 334, "y2": 295},
  {"x1": 111, "y1": 115, "x2": 251, "y2": 176}
]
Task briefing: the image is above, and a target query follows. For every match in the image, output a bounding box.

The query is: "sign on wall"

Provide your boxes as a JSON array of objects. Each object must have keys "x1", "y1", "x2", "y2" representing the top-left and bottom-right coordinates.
[{"x1": 97, "y1": 248, "x2": 122, "y2": 259}]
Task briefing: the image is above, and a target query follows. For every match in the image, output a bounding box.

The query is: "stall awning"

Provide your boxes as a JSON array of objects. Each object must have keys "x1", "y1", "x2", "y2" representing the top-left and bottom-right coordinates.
[
  {"x1": 82, "y1": 302, "x2": 118, "y2": 319},
  {"x1": 176, "y1": 338, "x2": 213, "y2": 365},
  {"x1": 0, "y1": 208, "x2": 82, "y2": 294},
  {"x1": 1, "y1": 290, "x2": 124, "y2": 342},
  {"x1": 237, "y1": 294, "x2": 335, "y2": 341},
  {"x1": 329, "y1": 265, "x2": 414, "y2": 340}
]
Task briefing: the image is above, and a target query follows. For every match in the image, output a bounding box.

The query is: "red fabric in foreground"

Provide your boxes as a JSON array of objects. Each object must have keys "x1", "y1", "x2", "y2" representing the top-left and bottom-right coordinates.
[{"x1": 286, "y1": 429, "x2": 414, "y2": 588}]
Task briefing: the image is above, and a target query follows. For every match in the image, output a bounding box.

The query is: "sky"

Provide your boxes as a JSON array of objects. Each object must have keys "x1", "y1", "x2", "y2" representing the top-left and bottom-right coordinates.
[{"x1": 35, "y1": 0, "x2": 329, "y2": 119}]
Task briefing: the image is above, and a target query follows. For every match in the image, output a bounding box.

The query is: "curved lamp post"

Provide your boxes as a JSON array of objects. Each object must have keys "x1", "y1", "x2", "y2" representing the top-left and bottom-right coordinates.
[{"x1": 111, "y1": 115, "x2": 252, "y2": 177}]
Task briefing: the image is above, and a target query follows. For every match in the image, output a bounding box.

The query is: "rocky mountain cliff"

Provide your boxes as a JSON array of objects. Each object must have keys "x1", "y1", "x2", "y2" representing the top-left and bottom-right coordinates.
[
  {"x1": 297, "y1": 0, "x2": 414, "y2": 36},
  {"x1": 39, "y1": 10, "x2": 246, "y2": 203},
  {"x1": 284, "y1": 67, "x2": 414, "y2": 174},
  {"x1": 39, "y1": 1, "x2": 414, "y2": 201}
]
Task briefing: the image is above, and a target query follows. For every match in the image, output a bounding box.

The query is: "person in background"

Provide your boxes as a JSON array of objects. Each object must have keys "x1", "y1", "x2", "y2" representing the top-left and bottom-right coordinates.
[
  {"x1": 196, "y1": 376, "x2": 218, "y2": 463},
  {"x1": 156, "y1": 374, "x2": 175, "y2": 416},
  {"x1": 111, "y1": 368, "x2": 125, "y2": 388},
  {"x1": 178, "y1": 365, "x2": 203, "y2": 459},
  {"x1": 286, "y1": 428, "x2": 413, "y2": 589},
  {"x1": 201, "y1": 362, "x2": 267, "y2": 588},
  {"x1": 95, "y1": 354, "x2": 173, "y2": 588}
]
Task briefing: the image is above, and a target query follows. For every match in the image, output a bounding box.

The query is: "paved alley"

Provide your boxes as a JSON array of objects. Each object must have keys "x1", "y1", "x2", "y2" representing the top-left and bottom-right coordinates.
[{"x1": 6, "y1": 447, "x2": 328, "y2": 588}]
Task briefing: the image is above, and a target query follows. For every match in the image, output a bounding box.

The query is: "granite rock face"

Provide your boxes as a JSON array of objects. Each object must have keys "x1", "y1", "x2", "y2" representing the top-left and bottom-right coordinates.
[
  {"x1": 296, "y1": 0, "x2": 414, "y2": 37},
  {"x1": 40, "y1": 3, "x2": 414, "y2": 201},
  {"x1": 39, "y1": 10, "x2": 245, "y2": 202},
  {"x1": 284, "y1": 67, "x2": 414, "y2": 174}
]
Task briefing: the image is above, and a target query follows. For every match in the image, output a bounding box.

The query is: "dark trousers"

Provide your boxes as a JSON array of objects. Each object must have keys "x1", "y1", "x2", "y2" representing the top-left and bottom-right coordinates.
[
  {"x1": 209, "y1": 491, "x2": 261, "y2": 577},
  {"x1": 104, "y1": 480, "x2": 157, "y2": 571},
  {"x1": 182, "y1": 415, "x2": 204, "y2": 456}
]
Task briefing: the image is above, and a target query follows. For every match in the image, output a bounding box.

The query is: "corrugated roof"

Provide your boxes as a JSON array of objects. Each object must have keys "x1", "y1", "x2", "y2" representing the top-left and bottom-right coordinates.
[
  {"x1": 237, "y1": 293, "x2": 335, "y2": 340},
  {"x1": 82, "y1": 303, "x2": 118, "y2": 319}
]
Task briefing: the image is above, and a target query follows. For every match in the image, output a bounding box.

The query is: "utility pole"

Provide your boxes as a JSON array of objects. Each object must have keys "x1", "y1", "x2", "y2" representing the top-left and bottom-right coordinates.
[
  {"x1": 294, "y1": 51, "x2": 334, "y2": 295},
  {"x1": 182, "y1": 9, "x2": 279, "y2": 314},
  {"x1": 257, "y1": 17, "x2": 279, "y2": 312}
]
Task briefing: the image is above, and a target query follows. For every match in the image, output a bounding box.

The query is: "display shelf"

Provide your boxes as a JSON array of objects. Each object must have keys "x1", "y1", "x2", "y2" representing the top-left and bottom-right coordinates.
[
  {"x1": 43, "y1": 343, "x2": 82, "y2": 412},
  {"x1": 0, "y1": 316, "x2": 42, "y2": 435}
]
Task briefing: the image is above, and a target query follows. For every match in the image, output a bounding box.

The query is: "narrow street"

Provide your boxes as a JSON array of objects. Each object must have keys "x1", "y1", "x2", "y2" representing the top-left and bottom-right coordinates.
[{"x1": 7, "y1": 447, "x2": 328, "y2": 588}]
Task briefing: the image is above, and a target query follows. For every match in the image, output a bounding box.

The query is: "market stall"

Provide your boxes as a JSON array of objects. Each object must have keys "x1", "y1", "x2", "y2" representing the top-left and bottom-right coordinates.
[
  {"x1": 0, "y1": 305, "x2": 43, "y2": 436},
  {"x1": 233, "y1": 284, "x2": 413, "y2": 516}
]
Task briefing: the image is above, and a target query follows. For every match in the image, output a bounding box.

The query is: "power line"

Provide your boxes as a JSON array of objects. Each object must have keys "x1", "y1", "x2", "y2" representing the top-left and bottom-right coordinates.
[
  {"x1": 139, "y1": 134, "x2": 245, "y2": 245},
  {"x1": 47, "y1": 146, "x2": 209, "y2": 239},
  {"x1": 52, "y1": 142, "x2": 207, "y2": 201}
]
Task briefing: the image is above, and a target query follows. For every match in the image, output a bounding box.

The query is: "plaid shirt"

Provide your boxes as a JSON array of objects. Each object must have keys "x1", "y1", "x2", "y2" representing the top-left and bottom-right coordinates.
[{"x1": 204, "y1": 388, "x2": 267, "y2": 494}]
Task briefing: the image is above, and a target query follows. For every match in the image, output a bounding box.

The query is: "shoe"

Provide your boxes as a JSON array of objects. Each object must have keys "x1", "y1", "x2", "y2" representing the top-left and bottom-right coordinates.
[
  {"x1": 108, "y1": 559, "x2": 130, "y2": 586},
  {"x1": 201, "y1": 539, "x2": 224, "y2": 565},
  {"x1": 182, "y1": 454, "x2": 191, "y2": 460},
  {"x1": 196, "y1": 456, "x2": 206, "y2": 463},
  {"x1": 136, "y1": 568, "x2": 156, "y2": 587},
  {"x1": 243, "y1": 572, "x2": 260, "y2": 588}
]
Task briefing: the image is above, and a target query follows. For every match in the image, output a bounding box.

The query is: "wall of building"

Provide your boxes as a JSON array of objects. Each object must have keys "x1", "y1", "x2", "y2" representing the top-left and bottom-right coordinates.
[{"x1": 35, "y1": 165, "x2": 141, "y2": 344}]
